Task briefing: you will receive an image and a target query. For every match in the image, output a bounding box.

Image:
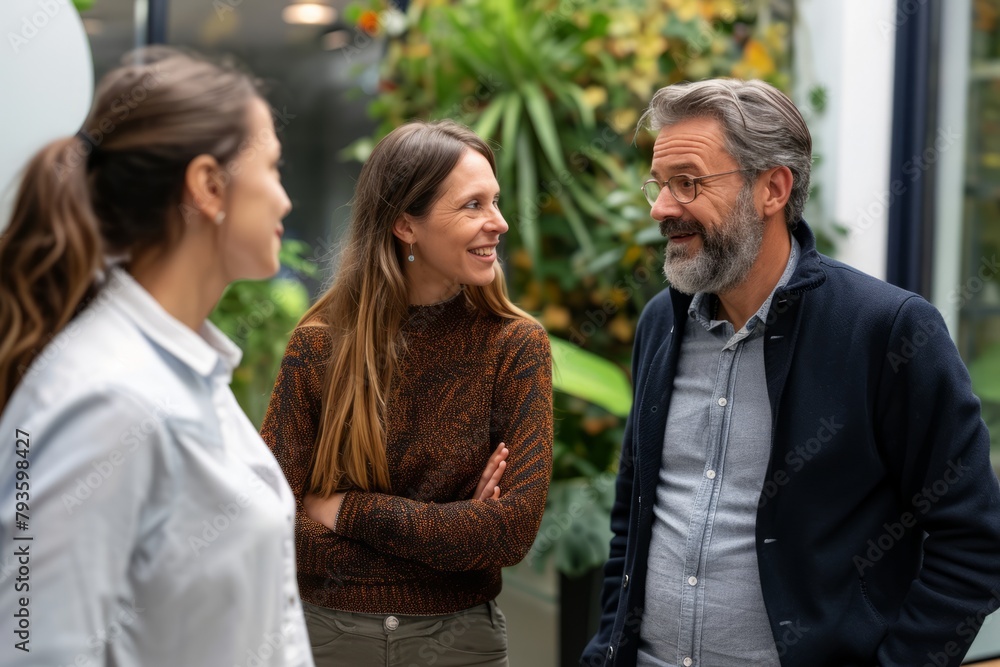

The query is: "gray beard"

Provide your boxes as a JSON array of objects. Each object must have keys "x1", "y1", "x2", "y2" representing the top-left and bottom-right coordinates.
[{"x1": 660, "y1": 184, "x2": 765, "y2": 296}]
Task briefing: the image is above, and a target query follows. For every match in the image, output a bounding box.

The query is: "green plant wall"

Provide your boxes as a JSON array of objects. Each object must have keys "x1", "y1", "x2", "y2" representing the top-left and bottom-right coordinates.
[
  {"x1": 209, "y1": 240, "x2": 317, "y2": 427},
  {"x1": 346, "y1": 0, "x2": 798, "y2": 576}
]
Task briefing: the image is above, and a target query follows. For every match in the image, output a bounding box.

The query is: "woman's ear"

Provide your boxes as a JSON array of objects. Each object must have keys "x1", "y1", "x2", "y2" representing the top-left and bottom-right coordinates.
[
  {"x1": 392, "y1": 213, "x2": 417, "y2": 244},
  {"x1": 182, "y1": 154, "x2": 225, "y2": 222}
]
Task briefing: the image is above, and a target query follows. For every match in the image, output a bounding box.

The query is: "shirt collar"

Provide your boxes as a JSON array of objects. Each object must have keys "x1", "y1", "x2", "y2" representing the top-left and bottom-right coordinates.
[
  {"x1": 104, "y1": 267, "x2": 243, "y2": 378},
  {"x1": 689, "y1": 233, "x2": 802, "y2": 337}
]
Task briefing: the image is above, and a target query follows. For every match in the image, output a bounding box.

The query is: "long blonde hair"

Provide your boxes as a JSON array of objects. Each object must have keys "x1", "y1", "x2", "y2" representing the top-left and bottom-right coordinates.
[
  {"x1": 303, "y1": 120, "x2": 533, "y2": 497},
  {"x1": 0, "y1": 48, "x2": 259, "y2": 411}
]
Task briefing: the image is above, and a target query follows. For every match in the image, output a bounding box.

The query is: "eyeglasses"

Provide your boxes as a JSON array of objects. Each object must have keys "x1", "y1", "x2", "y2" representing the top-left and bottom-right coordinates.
[{"x1": 641, "y1": 169, "x2": 748, "y2": 206}]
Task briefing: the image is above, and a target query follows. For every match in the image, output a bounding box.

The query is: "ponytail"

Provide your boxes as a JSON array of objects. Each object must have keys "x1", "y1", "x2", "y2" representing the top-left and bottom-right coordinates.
[
  {"x1": 0, "y1": 47, "x2": 260, "y2": 412},
  {"x1": 0, "y1": 136, "x2": 102, "y2": 410}
]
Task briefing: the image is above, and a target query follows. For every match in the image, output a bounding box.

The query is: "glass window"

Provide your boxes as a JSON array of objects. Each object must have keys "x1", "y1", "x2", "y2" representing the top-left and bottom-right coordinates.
[
  {"x1": 936, "y1": 0, "x2": 1000, "y2": 662},
  {"x1": 959, "y1": 1, "x2": 1000, "y2": 471}
]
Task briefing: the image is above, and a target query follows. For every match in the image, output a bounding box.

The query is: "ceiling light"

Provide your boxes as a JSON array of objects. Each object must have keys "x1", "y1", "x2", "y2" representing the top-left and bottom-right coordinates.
[{"x1": 282, "y1": 1, "x2": 337, "y2": 26}]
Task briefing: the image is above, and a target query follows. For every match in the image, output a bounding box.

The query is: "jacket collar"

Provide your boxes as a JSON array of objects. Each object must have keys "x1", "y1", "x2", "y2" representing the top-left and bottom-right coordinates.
[{"x1": 780, "y1": 219, "x2": 827, "y2": 294}]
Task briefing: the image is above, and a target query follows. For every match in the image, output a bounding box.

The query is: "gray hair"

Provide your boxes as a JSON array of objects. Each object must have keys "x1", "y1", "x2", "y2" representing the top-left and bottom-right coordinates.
[{"x1": 639, "y1": 79, "x2": 812, "y2": 229}]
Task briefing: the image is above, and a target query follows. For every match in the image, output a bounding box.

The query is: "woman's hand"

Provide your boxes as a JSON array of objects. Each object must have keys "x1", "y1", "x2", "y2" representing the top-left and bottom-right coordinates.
[
  {"x1": 473, "y1": 442, "x2": 508, "y2": 501},
  {"x1": 303, "y1": 492, "x2": 345, "y2": 531},
  {"x1": 305, "y1": 444, "x2": 506, "y2": 527}
]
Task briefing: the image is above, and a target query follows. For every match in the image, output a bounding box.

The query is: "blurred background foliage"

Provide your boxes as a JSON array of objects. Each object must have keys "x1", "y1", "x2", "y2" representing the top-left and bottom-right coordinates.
[
  {"x1": 210, "y1": 240, "x2": 317, "y2": 426},
  {"x1": 337, "y1": 0, "x2": 810, "y2": 576}
]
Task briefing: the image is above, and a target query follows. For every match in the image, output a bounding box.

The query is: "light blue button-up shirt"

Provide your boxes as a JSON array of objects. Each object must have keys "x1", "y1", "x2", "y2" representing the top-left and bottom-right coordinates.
[
  {"x1": 0, "y1": 267, "x2": 313, "y2": 667},
  {"x1": 637, "y1": 237, "x2": 800, "y2": 667}
]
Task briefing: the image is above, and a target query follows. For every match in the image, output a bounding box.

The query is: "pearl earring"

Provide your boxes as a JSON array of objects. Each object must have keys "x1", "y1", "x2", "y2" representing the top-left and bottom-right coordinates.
[
  {"x1": 214, "y1": 211, "x2": 226, "y2": 225},
  {"x1": 408, "y1": 244, "x2": 415, "y2": 262}
]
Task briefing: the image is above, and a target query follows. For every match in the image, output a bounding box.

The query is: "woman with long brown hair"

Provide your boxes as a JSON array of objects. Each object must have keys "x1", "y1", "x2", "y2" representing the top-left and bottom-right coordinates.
[
  {"x1": 261, "y1": 120, "x2": 553, "y2": 666},
  {"x1": 0, "y1": 49, "x2": 312, "y2": 666}
]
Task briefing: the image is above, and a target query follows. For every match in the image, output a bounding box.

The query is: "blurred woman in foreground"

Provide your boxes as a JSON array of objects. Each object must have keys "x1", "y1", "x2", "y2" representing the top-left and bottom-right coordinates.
[{"x1": 0, "y1": 48, "x2": 312, "y2": 666}]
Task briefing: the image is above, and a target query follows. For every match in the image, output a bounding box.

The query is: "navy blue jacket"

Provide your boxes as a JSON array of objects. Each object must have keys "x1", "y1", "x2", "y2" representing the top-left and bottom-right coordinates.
[{"x1": 582, "y1": 222, "x2": 1000, "y2": 667}]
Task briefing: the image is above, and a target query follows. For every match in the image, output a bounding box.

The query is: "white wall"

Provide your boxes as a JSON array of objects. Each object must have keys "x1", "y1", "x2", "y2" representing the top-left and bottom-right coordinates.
[
  {"x1": 0, "y1": 0, "x2": 93, "y2": 231},
  {"x1": 932, "y1": 0, "x2": 972, "y2": 340},
  {"x1": 794, "y1": 0, "x2": 898, "y2": 280}
]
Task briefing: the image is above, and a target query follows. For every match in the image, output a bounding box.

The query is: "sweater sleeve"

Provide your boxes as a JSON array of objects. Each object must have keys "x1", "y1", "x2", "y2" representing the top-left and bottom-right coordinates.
[
  {"x1": 334, "y1": 319, "x2": 554, "y2": 572},
  {"x1": 260, "y1": 326, "x2": 335, "y2": 557}
]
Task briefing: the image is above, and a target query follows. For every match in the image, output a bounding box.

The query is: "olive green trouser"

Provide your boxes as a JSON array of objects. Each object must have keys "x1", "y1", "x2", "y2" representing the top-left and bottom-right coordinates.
[{"x1": 302, "y1": 600, "x2": 509, "y2": 667}]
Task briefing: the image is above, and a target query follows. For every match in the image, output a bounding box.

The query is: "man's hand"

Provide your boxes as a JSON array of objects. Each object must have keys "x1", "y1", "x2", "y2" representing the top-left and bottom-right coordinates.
[
  {"x1": 303, "y1": 492, "x2": 345, "y2": 531},
  {"x1": 474, "y1": 442, "x2": 508, "y2": 501}
]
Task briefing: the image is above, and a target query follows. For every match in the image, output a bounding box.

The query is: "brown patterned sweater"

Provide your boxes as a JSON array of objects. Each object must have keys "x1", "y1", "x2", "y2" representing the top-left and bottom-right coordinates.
[{"x1": 260, "y1": 292, "x2": 553, "y2": 615}]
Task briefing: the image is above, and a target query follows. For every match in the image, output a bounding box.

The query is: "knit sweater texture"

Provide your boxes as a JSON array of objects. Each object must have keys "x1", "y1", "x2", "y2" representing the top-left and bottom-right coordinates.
[{"x1": 261, "y1": 292, "x2": 553, "y2": 615}]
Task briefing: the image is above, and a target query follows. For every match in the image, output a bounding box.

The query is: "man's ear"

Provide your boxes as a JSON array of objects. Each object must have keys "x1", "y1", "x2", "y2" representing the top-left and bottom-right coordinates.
[
  {"x1": 182, "y1": 154, "x2": 226, "y2": 222},
  {"x1": 760, "y1": 165, "x2": 793, "y2": 219},
  {"x1": 392, "y1": 213, "x2": 418, "y2": 244}
]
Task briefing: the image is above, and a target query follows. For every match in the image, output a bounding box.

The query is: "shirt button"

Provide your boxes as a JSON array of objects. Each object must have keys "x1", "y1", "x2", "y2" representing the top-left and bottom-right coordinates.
[
  {"x1": 688, "y1": 576, "x2": 698, "y2": 586},
  {"x1": 718, "y1": 397, "x2": 728, "y2": 407},
  {"x1": 288, "y1": 595, "x2": 295, "y2": 606},
  {"x1": 623, "y1": 574, "x2": 629, "y2": 589},
  {"x1": 607, "y1": 646, "x2": 614, "y2": 660},
  {"x1": 683, "y1": 658, "x2": 693, "y2": 666},
  {"x1": 706, "y1": 470, "x2": 716, "y2": 479},
  {"x1": 384, "y1": 615, "x2": 399, "y2": 632}
]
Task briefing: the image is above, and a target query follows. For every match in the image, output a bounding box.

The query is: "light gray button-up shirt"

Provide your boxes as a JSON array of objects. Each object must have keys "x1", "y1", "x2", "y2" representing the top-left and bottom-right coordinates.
[
  {"x1": 0, "y1": 267, "x2": 313, "y2": 667},
  {"x1": 637, "y1": 237, "x2": 800, "y2": 667}
]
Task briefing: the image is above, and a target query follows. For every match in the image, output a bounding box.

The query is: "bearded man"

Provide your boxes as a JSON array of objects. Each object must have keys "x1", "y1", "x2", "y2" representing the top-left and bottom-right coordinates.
[{"x1": 582, "y1": 79, "x2": 1000, "y2": 667}]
